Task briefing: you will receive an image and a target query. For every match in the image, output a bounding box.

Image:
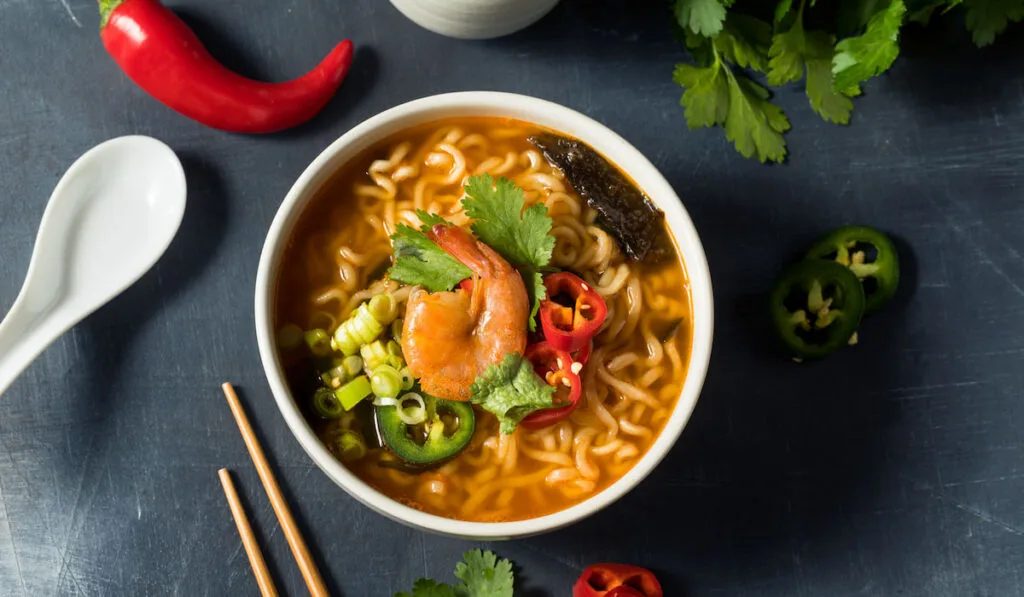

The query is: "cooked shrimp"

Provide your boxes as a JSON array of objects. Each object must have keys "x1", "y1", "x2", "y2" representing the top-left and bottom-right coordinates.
[{"x1": 402, "y1": 225, "x2": 529, "y2": 401}]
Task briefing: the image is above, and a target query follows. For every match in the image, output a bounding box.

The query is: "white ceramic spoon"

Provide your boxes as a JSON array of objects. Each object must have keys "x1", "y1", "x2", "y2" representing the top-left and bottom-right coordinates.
[{"x1": 0, "y1": 136, "x2": 187, "y2": 397}]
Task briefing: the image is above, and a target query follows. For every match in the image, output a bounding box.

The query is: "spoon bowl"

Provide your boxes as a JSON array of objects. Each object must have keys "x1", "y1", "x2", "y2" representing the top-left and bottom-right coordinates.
[{"x1": 0, "y1": 136, "x2": 186, "y2": 396}]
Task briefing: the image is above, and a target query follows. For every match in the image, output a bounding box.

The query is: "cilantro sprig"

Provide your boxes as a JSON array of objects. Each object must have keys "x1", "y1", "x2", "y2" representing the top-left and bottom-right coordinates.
[
  {"x1": 672, "y1": 0, "x2": 1022, "y2": 163},
  {"x1": 469, "y1": 353, "x2": 557, "y2": 434},
  {"x1": 387, "y1": 175, "x2": 554, "y2": 330},
  {"x1": 395, "y1": 550, "x2": 515, "y2": 597}
]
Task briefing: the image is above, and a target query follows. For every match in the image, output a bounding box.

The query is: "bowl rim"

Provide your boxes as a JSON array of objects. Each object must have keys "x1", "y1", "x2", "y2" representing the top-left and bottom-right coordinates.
[{"x1": 255, "y1": 91, "x2": 714, "y2": 539}]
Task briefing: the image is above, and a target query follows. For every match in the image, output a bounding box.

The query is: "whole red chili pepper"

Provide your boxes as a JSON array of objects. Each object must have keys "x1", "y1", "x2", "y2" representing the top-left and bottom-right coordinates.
[
  {"x1": 520, "y1": 341, "x2": 583, "y2": 430},
  {"x1": 539, "y1": 272, "x2": 608, "y2": 353},
  {"x1": 98, "y1": 0, "x2": 353, "y2": 133},
  {"x1": 573, "y1": 563, "x2": 663, "y2": 597}
]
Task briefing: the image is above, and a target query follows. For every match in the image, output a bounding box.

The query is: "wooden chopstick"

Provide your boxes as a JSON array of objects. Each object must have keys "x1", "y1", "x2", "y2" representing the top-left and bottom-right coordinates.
[
  {"x1": 221, "y1": 382, "x2": 330, "y2": 597},
  {"x1": 218, "y1": 468, "x2": 279, "y2": 597}
]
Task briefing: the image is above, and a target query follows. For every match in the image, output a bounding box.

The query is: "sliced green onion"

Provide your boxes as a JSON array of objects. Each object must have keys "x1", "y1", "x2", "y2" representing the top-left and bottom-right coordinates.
[
  {"x1": 332, "y1": 304, "x2": 383, "y2": 356},
  {"x1": 387, "y1": 355, "x2": 405, "y2": 370},
  {"x1": 386, "y1": 340, "x2": 402, "y2": 357},
  {"x1": 370, "y1": 364, "x2": 402, "y2": 399},
  {"x1": 372, "y1": 396, "x2": 399, "y2": 407},
  {"x1": 360, "y1": 340, "x2": 389, "y2": 371},
  {"x1": 341, "y1": 355, "x2": 364, "y2": 378},
  {"x1": 396, "y1": 393, "x2": 427, "y2": 425},
  {"x1": 390, "y1": 319, "x2": 404, "y2": 342},
  {"x1": 312, "y1": 387, "x2": 344, "y2": 419},
  {"x1": 277, "y1": 324, "x2": 303, "y2": 350},
  {"x1": 332, "y1": 430, "x2": 367, "y2": 462},
  {"x1": 368, "y1": 292, "x2": 399, "y2": 325},
  {"x1": 304, "y1": 328, "x2": 332, "y2": 357},
  {"x1": 399, "y1": 367, "x2": 415, "y2": 391},
  {"x1": 320, "y1": 364, "x2": 348, "y2": 389},
  {"x1": 335, "y1": 375, "x2": 372, "y2": 411}
]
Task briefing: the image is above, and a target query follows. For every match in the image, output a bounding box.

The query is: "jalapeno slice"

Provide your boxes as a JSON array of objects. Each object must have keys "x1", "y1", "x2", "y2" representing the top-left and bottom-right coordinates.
[
  {"x1": 805, "y1": 225, "x2": 899, "y2": 314},
  {"x1": 376, "y1": 397, "x2": 475, "y2": 465},
  {"x1": 770, "y1": 260, "x2": 866, "y2": 359}
]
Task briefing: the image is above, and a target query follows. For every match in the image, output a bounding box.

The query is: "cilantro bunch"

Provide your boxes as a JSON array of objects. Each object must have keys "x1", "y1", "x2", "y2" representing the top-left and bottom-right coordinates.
[
  {"x1": 395, "y1": 550, "x2": 514, "y2": 597},
  {"x1": 673, "y1": 0, "x2": 1023, "y2": 163}
]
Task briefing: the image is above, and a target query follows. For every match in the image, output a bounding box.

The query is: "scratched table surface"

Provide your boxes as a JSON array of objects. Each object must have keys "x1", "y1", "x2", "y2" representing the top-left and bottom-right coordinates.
[{"x1": 1, "y1": 1, "x2": 1023, "y2": 595}]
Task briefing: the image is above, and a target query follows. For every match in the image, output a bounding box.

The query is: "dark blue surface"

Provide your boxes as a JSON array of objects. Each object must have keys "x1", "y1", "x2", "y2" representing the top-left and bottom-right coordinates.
[{"x1": 2, "y1": 1, "x2": 1024, "y2": 595}]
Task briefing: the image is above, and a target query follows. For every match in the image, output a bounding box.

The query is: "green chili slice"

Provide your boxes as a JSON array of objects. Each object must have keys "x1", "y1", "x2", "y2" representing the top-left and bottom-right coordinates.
[
  {"x1": 377, "y1": 398, "x2": 475, "y2": 465},
  {"x1": 805, "y1": 225, "x2": 899, "y2": 314},
  {"x1": 770, "y1": 260, "x2": 866, "y2": 359}
]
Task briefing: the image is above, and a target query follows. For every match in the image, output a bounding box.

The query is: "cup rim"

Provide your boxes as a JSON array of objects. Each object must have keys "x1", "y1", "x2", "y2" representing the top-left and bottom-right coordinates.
[{"x1": 255, "y1": 91, "x2": 714, "y2": 539}]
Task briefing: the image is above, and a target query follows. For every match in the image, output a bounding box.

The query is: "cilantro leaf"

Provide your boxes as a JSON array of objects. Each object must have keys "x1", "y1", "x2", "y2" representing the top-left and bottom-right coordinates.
[
  {"x1": 453, "y1": 550, "x2": 515, "y2": 597},
  {"x1": 395, "y1": 579, "x2": 457, "y2": 597},
  {"x1": 907, "y1": 1, "x2": 944, "y2": 24},
  {"x1": 462, "y1": 174, "x2": 555, "y2": 331},
  {"x1": 807, "y1": 57, "x2": 860, "y2": 124},
  {"x1": 674, "y1": 0, "x2": 729, "y2": 37},
  {"x1": 674, "y1": 61, "x2": 730, "y2": 129},
  {"x1": 675, "y1": 48, "x2": 790, "y2": 163},
  {"x1": 416, "y1": 209, "x2": 453, "y2": 232},
  {"x1": 963, "y1": 0, "x2": 1024, "y2": 46},
  {"x1": 837, "y1": 0, "x2": 892, "y2": 35},
  {"x1": 714, "y1": 14, "x2": 772, "y2": 72},
  {"x1": 463, "y1": 175, "x2": 555, "y2": 270},
  {"x1": 767, "y1": 20, "x2": 807, "y2": 86},
  {"x1": 775, "y1": 0, "x2": 794, "y2": 22},
  {"x1": 521, "y1": 265, "x2": 546, "y2": 335},
  {"x1": 723, "y1": 69, "x2": 791, "y2": 163},
  {"x1": 768, "y1": 14, "x2": 860, "y2": 125},
  {"x1": 832, "y1": 0, "x2": 907, "y2": 92},
  {"x1": 470, "y1": 353, "x2": 556, "y2": 434},
  {"x1": 388, "y1": 225, "x2": 472, "y2": 292}
]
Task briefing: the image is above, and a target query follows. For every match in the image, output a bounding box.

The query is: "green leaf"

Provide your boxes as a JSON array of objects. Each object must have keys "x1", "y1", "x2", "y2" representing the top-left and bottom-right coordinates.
[
  {"x1": 673, "y1": 61, "x2": 730, "y2": 129},
  {"x1": 453, "y1": 550, "x2": 515, "y2": 597},
  {"x1": 963, "y1": 0, "x2": 1024, "y2": 46},
  {"x1": 769, "y1": 14, "x2": 859, "y2": 125},
  {"x1": 767, "y1": 20, "x2": 807, "y2": 85},
  {"x1": 416, "y1": 209, "x2": 452, "y2": 232},
  {"x1": 674, "y1": 0, "x2": 729, "y2": 36},
  {"x1": 832, "y1": 0, "x2": 907, "y2": 92},
  {"x1": 462, "y1": 175, "x2": 554, "y2": 271},
  {"x1": 837, "y1": 0, "x2": 891, "y2": 34},
  {"x1": 723, "y1": 69, "x2": 791, "y2": 163},
  {"x1": 715, "y1": 14, "x2": 773, "y2": 72},
  {"x1": 461, "y1": 174, "x2": 555, "y2": 331},
  {"x1": 388, "y1": 225, "x2": 473, "y2": 292},
  {"x1": 807, "y1": 58, "x2": 859, "y2": 124},
  {"x1": 907, "y1": 1, "x2": 944, "y2": 23},
  {"x1": 470, "y1": 353, "x2": 556, "y2": 434},
  {"x1": 396, "y1": 579, "x2": 458, "y2": 597},
  {"x1": 775, "y1": 0, "x2": 795, "y2": 22}
]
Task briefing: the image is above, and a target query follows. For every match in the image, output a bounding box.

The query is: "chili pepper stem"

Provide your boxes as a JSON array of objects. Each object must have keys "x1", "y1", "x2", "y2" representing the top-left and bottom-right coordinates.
[{"x1": 98, "y1": 0, "x2": 127, "y2": 28}]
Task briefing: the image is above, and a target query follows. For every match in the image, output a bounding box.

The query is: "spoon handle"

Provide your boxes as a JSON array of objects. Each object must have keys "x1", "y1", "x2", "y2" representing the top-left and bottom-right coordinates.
[{"x1": 0, "y1": 297, "x2": 61, "y2": 397}]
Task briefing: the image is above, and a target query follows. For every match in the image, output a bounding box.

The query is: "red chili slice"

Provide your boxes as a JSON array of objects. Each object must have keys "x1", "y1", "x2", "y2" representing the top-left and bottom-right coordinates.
[
  {"x1": 519, "y1": 341, "x2": 582, "y2": 430},
  {"x1": 573, "y1": 564, "x2": 663, "y2": 597},
  {"x1": 539, "y1": 272, "x2": 608, "y2": 352}
]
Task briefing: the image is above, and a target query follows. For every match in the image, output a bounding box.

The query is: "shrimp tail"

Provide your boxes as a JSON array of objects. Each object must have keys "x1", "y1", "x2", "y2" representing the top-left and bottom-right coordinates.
[{"x1": 432, "y1": 224, "x2": 496, "y2": 278}]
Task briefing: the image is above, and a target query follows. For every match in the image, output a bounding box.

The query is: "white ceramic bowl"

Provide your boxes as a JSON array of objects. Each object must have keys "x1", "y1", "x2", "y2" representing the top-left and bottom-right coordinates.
[
  {"x1": 390, "y1": 0, "x2": 560, "y2": 40},
  {"x1": 255, "y1": 92, "x2": 714, "y2": 540}
]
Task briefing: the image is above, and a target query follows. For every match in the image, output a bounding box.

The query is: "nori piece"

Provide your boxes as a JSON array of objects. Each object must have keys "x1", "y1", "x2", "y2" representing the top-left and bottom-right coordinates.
[{"x1": 529, "y1": 132, "x2": 668, "y2": 262}]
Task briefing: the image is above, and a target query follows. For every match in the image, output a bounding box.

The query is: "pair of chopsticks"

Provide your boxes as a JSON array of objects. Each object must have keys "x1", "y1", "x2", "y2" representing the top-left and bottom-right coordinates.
[{"x1": 218, "y1": 382, "x2": 330, "y2": 597}]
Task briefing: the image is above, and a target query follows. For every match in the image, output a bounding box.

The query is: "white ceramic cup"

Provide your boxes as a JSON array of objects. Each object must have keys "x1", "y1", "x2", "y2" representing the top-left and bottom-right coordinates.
[
  {"x1": 389, "y1": 0, "x2": 560, "y2": 39},
  {"x1": 255, "y1": 91, "x2": 714, "y2": 540}
]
